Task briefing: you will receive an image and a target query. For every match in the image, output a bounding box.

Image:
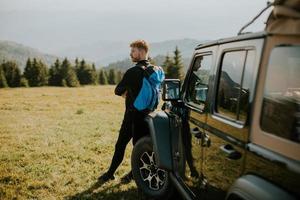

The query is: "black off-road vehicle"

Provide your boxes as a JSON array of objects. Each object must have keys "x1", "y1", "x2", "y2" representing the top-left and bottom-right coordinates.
[{"x1": 131, "y1": 1, "x2": 300, "y2": 199}]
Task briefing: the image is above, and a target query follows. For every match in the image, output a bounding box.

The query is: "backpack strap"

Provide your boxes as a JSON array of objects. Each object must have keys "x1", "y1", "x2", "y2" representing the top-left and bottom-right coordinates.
[{"x1": 138, "y1": 64, "x2": 152, "y2": 78}]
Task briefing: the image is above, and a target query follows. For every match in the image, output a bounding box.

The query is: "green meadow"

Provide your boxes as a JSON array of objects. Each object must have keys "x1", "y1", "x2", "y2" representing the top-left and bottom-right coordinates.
[{"x1": 0, "y1": 86, "x2": 140, "y2": 199}]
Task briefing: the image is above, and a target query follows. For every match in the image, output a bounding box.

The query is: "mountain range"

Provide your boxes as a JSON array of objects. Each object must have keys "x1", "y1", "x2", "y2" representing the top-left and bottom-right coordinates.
[
  {"x1": 56, "y1": 38, "x2": 204, "y2": 66},
  {"x1": 0, "y1": 40, "x2": 59, "y2": 70},
  {"x1": 0, "y1": 38, "x2": 205, "y2": 71}
]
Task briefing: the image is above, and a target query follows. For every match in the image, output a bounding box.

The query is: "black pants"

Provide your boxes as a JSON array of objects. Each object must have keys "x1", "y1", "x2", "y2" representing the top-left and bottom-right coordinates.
[{"x1": 107, "y1": 109, "x2": 149, "y2": 175}]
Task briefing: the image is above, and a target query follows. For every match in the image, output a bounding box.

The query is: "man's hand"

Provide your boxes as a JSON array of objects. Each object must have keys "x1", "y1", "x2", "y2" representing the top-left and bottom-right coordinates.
[{"x1": 121, "y1": 90, "x2": 127, "y2": 98}]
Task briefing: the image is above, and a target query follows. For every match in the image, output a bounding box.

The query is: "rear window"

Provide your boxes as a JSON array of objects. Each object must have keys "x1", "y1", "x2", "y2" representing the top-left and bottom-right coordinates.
[{"x1": 260, "y1": 45, "x2": 300, "y2": 143}]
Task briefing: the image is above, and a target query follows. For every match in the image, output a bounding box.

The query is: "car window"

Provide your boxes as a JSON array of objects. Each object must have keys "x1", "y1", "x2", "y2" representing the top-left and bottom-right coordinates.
[
  {"x1": 186, "y1": 54, "x2": 213, "y2": 109},
  {"x1": 261, "y1": 45, "x2": 300, "y2": 143},
  {"x1": 216, "y1": 50, "x2": 255, "y2": 124}
]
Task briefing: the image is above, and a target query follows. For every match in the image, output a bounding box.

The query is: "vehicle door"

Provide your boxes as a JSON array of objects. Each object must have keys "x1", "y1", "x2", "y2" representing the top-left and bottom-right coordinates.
[
  {"x1": 202, "y1": 39, "x2": 263, "y2": 199},
  {"x1": 180, "y1": 46, "x2": 217, "y2": 197}
]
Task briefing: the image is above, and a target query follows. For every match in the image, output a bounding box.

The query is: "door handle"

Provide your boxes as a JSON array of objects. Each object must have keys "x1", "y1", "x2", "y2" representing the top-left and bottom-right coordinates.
[
  {"x1": 220, "y1": 144, "x2": 242, "y2": 160},
  {"x1": 190, "y1": 127, "x2": 202, "y2": 139}
]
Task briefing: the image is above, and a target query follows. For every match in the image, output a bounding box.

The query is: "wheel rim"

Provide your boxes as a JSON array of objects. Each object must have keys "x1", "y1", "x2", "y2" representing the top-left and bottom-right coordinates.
[{"x1": 139, "y1": 151, "x2": 166, "y2": 191}]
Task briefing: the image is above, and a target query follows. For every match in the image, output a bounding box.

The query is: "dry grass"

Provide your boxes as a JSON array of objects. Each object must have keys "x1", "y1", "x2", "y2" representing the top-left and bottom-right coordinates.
[{"x1": 0, "y1": 86, "x2": 140, "y2": 200}]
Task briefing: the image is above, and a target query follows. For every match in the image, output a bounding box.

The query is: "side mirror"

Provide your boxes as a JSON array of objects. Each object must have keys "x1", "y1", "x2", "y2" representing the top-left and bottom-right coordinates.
[{"x1": 162, "y1": 79, "x2": 181, "y2": 101}]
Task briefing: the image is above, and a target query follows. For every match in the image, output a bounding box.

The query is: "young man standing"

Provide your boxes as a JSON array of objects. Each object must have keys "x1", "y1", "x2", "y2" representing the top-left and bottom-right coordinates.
[{"x1": 98, "y1": 40, "x2": 151, "y2": 183}]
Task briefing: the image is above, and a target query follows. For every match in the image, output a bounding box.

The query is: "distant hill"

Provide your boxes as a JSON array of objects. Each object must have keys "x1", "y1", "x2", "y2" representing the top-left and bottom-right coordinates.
[
  {"x1": 55, "y1": 38, "x2": 205, "y2": 66},
  {"x1": 0, "y1": 40, "x2": 59, "y2": 71}
]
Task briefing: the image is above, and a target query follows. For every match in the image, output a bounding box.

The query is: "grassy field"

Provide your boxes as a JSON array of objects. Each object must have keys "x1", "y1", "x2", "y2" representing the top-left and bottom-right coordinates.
[{"x1": 0, "y1": 86, "x2": 140, "y2": 200}]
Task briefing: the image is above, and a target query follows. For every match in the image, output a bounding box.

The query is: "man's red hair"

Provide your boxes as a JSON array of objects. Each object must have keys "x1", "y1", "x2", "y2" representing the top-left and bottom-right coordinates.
[{"x1": 130, "y1": 40, "x2": 149, "y2": 53}]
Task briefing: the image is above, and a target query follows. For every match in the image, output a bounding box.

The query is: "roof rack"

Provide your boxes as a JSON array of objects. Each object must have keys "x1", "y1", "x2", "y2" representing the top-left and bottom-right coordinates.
[{"x1": 238, "y1": 1, "x2": 273, "y2": 35}]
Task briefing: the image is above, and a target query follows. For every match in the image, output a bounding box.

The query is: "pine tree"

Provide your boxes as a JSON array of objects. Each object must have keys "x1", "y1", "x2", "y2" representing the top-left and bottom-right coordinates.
[
  {"x1": 75, "y1": 58, "x2": 80, "y2": 71},
  {"x1": 24, "y1": 58, "x2": 48, "y2": 86},
  {"x1": 24, "y1": 58, "x2": 33, "y2": 85},
  {"x1": 24, "y1": 58, "x2": 38, "y2": 86},
  {"x1": 75, "y1": 59, "x2": 97, "y2": 85},
  {"x1": 162, "y1": 54, "x2": 173, "y2": 78},
  {"x1": 76, "y1": 59, "x2": 85, "y2": 84},
  {"x1": 1, "y1": 60, "x2": 21, "y2": 87},
  {"x1": 107, "y1": 69, "x2": 116, "y2": 85},
  {"x1": 61, "y1": 58, "x2": 79, "y2": 87},
  {"x1": 90, "y1": 63, "x2": 98, "y2": 85},
  {"x1": 74, "y1": 58, "x2": 81, "y2": 83},
  {"x1": 172, "y1": 46, "x2": 184, "y2": 80},
  {"x1": 166, "y1": 46, "x2": 184, "y2": 80},
  {"x1": 38, "y1": 60, "x2": 48, "y2": 86},
  {"x1": 48, "y1": 59, "x2": 62, "y2": 86},
  {"x1": 0, "y1": 65, "x2": 8, "y2": 88},
  {"x1": 98, "y1": 69, "x2": 108, "y2": 85}
]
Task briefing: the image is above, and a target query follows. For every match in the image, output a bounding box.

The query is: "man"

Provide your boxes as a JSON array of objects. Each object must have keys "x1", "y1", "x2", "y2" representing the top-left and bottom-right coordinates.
[{"x1": 98, "y1": 40, "x2": 151, "y2": 183}]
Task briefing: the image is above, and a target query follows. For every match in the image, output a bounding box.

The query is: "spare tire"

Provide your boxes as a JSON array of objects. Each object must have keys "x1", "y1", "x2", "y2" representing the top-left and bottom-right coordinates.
[{"x1": 131, "y1": 136, "x2": 174, "y2": 199}]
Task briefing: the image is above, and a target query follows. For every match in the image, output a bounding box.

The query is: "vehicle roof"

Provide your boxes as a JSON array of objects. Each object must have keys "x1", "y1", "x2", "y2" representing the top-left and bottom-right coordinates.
[{"x1": 196, "y1": 31, "x2": 268, "y2": 50}]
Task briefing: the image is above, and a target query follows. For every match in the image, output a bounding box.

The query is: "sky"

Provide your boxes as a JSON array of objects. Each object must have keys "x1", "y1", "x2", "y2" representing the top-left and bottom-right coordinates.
[{"x1": 0, "y1": 0, "x2": 271, "y2": 54}]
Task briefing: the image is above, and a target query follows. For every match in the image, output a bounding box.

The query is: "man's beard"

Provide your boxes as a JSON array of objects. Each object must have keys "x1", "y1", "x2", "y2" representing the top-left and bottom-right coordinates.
[{"x1": 131, "y1": 56, "x2": 140, "y2": 62}]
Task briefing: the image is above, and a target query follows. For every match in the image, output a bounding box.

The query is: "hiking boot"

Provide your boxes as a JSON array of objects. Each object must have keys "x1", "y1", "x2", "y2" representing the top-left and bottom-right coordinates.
[
  {"x1": 98, "y1": 172, "x2": 115, "y2": 183},
  {"x1": 120, "y1": 171, "x2": 133, "y2": 184}
]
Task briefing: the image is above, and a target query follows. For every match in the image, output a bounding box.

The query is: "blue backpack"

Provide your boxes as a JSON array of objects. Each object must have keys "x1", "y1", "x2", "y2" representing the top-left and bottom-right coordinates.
[{"x1": 134, "y1": 65, "x2": 165, "y2": 111}]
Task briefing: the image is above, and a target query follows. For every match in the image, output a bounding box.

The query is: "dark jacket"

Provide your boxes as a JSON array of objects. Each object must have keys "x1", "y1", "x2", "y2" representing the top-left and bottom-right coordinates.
[{"x1": 114, "y1": 60, "x2": 150, "y2": 111}]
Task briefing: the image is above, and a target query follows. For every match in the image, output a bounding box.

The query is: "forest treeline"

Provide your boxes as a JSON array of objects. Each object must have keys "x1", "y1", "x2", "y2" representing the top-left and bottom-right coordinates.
[{"x1": 0, "y1": 47, "x2": 185, "y2": 88}]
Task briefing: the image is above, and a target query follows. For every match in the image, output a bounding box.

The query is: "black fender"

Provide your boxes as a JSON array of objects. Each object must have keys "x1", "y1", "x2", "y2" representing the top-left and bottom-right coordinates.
[
  {"x1": 145, "y1": 111, "x2": 173, "y2": 171},
  {"x1": 226, "y1": 174, "x2": 297, "y2": 200}
]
